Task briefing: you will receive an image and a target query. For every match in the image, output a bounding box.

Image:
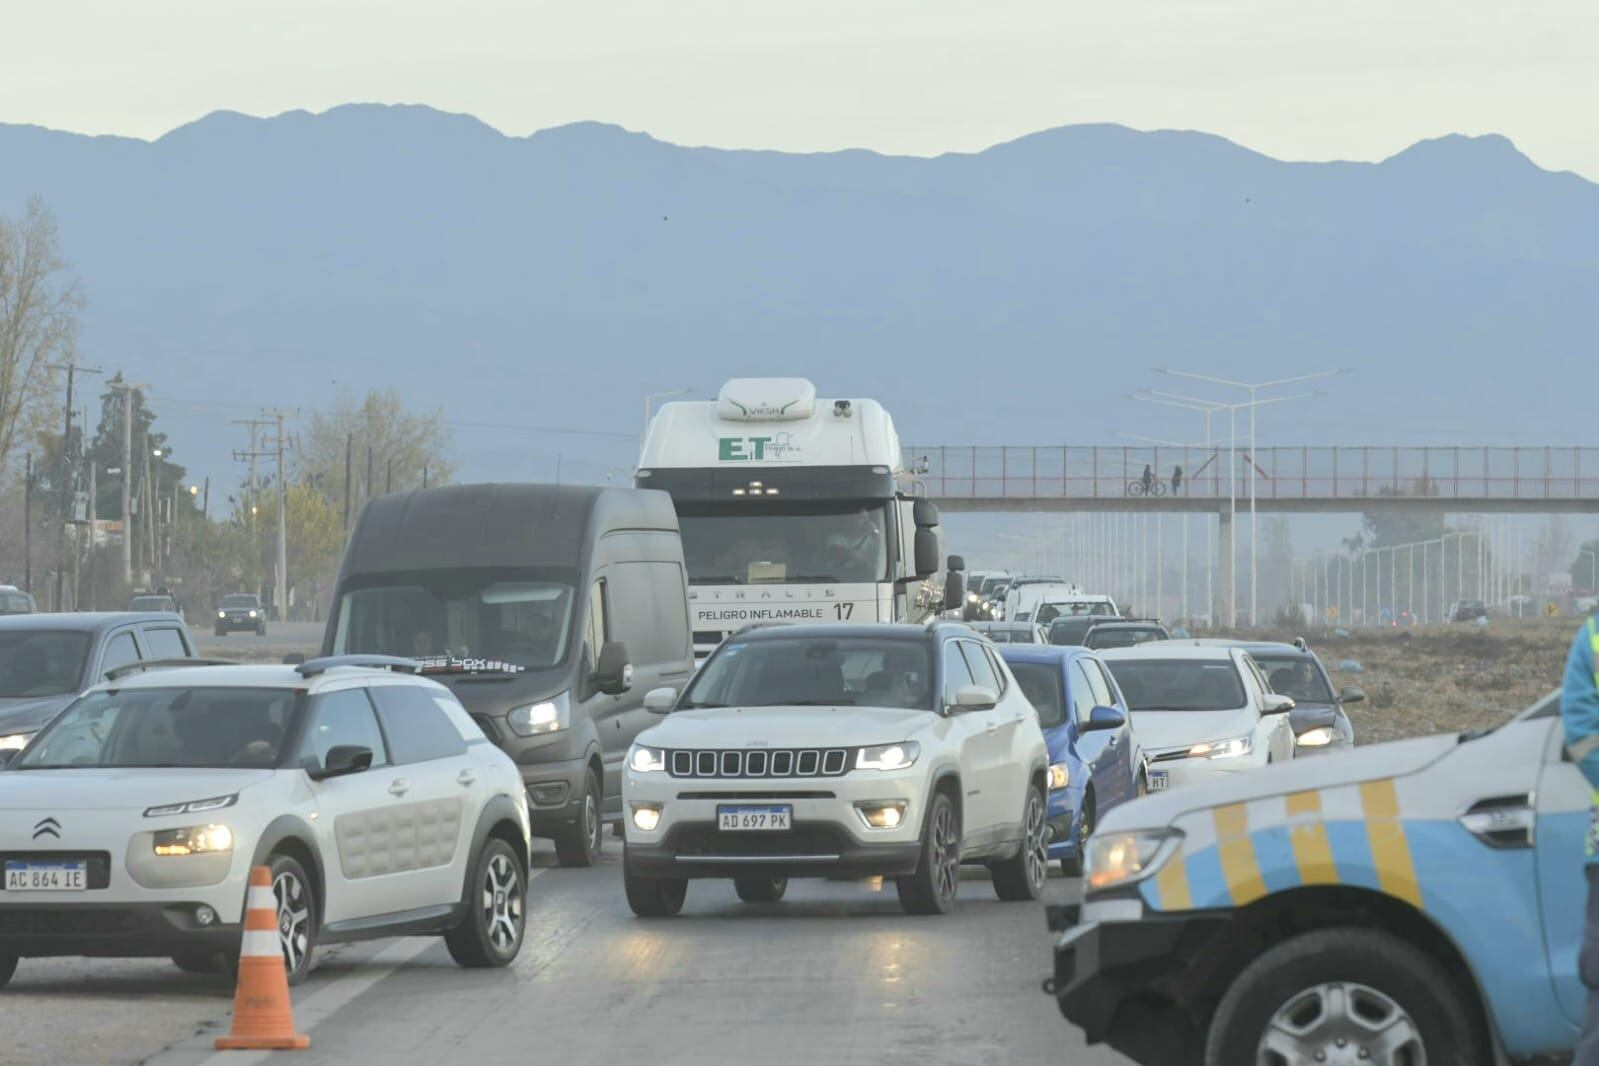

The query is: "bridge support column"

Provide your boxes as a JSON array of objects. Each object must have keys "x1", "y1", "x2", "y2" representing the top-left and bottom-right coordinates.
[{"x1": 1218, "y1": 499, "x2": 1235, "y2": 629}]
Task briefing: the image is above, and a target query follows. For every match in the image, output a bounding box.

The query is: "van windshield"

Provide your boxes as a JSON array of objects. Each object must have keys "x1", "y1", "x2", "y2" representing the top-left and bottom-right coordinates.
[
  {"x1": 677, "y1": 502, "x2": 889, "y2": 585},
  {"x1": 332, "y1": 568, "x2": 579, "y2": 673}
]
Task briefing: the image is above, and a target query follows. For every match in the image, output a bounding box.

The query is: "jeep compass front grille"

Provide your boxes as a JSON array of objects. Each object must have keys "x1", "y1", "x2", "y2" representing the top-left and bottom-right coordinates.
[{"x1": 666, "y1": 748, "x2": 852, "y2": 779}]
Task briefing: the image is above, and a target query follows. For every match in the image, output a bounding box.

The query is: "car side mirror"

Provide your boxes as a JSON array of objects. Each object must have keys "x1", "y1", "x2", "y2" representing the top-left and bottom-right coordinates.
[
  {"x1": 950, "y1": 684, "x2": 998, "y2": 713},
  {"x1": 1338, "y1": 685, "x2": 1366, "y2": 705},
  {"x1": 307, "y1": 744, "x2": 373, "y2": 781},
  {"x1": 943, "y1": 571, "x2": 965, "y2": 611},
  {"x1": 644, "y1": 686, "x2": 677, "y2": 713},
  {"x1": 594, "y1": 641, "x2": 633, "y2": 696},
  {"x1": 1082, "y1": 705, "x2": 1126, "y2": 731},
  {"x1": 1262, "y1": 693, "x2": 1296, "y2": 715}
]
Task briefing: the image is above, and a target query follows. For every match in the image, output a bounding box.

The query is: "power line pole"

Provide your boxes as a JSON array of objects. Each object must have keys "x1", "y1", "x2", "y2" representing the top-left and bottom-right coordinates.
[
  {"x1": 231, "y1": 418, "x2": 273, "y2": 592},
  {"x1": 107, "y1": 381, "x2": 145, "y2": 587},
  {"x1": 44, "y1": 361, "x2": 102, "y2": 610},
  {"x1": 23, "y1": 454, "x2": 33, "y2": 594},
  {"x1": 342, "y1": 433, "x2": 353, "y2": 531},
  {"x1": 269, "y1": 410, "x2": 293, "y2": 623}
]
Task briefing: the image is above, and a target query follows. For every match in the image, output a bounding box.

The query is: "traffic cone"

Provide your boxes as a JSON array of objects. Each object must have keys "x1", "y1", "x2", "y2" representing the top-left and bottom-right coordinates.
[{"x1": 215, "y1": 865, "x2": 310, "y2": 1051}]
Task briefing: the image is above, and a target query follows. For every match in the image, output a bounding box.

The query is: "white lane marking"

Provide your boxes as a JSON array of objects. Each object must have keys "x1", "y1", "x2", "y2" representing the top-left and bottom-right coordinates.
[{"x1": 195, "y1": 865, "x2": 547, "y2": 1066}]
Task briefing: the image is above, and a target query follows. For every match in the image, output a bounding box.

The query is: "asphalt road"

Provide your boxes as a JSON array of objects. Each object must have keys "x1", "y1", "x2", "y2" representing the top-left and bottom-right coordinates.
[
  {"x1": 5, "y1": 842, "x2": 1129, "y2": 1066},
  {"x1": 193, "y1": 621, "x2": 324, "y2": 663}
]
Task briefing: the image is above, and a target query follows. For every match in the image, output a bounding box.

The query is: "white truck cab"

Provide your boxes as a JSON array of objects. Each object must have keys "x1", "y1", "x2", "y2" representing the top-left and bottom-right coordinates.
[{"x1": 637, "y1": 379, "x2": 961, "y2": 657}]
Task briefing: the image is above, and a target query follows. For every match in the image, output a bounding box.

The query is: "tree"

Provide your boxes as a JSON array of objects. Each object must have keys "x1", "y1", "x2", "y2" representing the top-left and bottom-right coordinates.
[
  {"x1": 0, "y1": 197, "x2": 81, "y2": 482},
  {"x1": 299, "y1": 388, "x2": 454, "y2": 526}
]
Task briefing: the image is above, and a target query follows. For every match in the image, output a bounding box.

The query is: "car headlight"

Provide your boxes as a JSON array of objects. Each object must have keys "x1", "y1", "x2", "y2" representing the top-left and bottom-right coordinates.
[
  {"x1": 0, "y1": 732, "x2": 33, "y2": 752},
  {"x1": 507, "y1": 691, "x2": 571, "y2": 736},
  {"x1": 629, "y1": 745, "x2": 666, "y2": 773},
  {"x1": 1187, "y1": 734, "x2": 1253, "y2": 760},
  {"x1": 144, "y1": 794, "x2": 238, "y2": 817},
  {"x1": 1086, "y1": 829, "x2": 1182, "y2": 890},
  {"x1": 856, "y1": 741, "x2": 920, "y2": 771},
  {"x1": 153, "y1": 824, "x2": 234, "y2": 856},
  {"x1": 1297, "y1": 727, "x2": 1335, "y2": 747},
  {"x1": 248, "y1": 610, "x2": 258, "y2": 618},
  {"x1": 218, "y1": 610, "x2": 226, "y2": 619},
  {"x1": 1048, "y1": 762, "x2": 1070, "y2": 790}
]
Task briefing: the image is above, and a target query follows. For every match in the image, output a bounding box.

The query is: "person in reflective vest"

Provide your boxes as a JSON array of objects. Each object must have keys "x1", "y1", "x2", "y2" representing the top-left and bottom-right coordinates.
[{"x1": 1562, "y1": 616, "x2": 1599, "y2": 1065}]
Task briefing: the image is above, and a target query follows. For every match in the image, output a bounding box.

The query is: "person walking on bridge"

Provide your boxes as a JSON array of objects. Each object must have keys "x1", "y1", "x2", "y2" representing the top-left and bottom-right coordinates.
[
  {"x1": 1562, "y1": 615, "x2": 1599, "y2": 1065},
  {"x1": 1140, "y1": 465, "x2": 1154, "y2": 495},
  {"x1": 1171, "y1": 465, "x2": 1184, "y2": 495}
]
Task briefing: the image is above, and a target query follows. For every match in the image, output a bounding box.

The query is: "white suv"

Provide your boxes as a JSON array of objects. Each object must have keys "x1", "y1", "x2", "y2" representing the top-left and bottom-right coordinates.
[
  {"x1": 0, "y1": 656, "x2": 531, "y2": 986},
  {"x1": 622, "y1": 623, "x2": 1049, "y2": 916}
]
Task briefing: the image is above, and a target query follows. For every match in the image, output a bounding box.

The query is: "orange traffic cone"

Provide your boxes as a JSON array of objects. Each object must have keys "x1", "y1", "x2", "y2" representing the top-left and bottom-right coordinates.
[{"x1": 215, "y1": 865, "x2": 310, "y2": 1051}]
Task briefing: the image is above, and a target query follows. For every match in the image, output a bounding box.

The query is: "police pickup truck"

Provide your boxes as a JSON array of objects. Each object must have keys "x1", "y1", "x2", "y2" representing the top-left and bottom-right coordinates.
[{"x1": 1045, "y1": 689, "x2": 1580, "y2": 1066}]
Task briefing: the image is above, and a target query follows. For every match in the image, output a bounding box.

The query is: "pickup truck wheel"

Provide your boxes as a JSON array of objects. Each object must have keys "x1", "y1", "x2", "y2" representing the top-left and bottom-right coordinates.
[
  {"x1": 896, "y1": 791, "x2": 959, "y2": 915},
  {"x1": 1205, "y1": 927, "x2": 1486, "y2": 1066},
  {"x1": 623, "y1": 849, "x2": 687, "y2": 918},
  {"x1": 991, "y1": 784, "x2": 1047, "y2": 901},
  {"x1": 553, "y1": 769, "x2": 602, "y2": 867},
  {"x1": 0, "y1": 953, "x2": 16, "y2": 988}
]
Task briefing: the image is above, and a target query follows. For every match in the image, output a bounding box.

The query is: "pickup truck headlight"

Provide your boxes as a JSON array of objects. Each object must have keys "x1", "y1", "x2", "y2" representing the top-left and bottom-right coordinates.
[
  {"x1": 507, "y1": 691, "x2": 570, "y2": 736},
  {"x1": 629, "y1": 745, "x2": 666, "y2": 773},
  {"x1": 855, "y1": 742, "x2": 919, "y2": 771},
  {"x1": 1188, "y1": 734, "x2": 1253, "y2": 760},
  {"x1": 1086, "y1": 829, "x2": 1182, "y2": 891},
  {"x1": 1296, "y1": 727, "x2": 1335, "y2": 747},
  {"x1": 153, "y1": 824, "x2": 234, "y2": 856}
]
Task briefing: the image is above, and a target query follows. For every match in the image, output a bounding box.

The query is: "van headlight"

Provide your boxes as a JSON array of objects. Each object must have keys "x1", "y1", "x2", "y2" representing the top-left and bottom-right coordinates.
[
  {"x1": 855, "y1": 742, "x2": 919, "y2": 771},
  {"x1": 1187, "y1": 734, "x2": 1253, "y2": 760},
  {"x1": 153, "y1": 824, "x2": 234, "y2": 856},
  {"x1": 507, "y1": 691, "x2": 570, "y2": 736},
  {"x1": 629, "y1": 745, "x2": 666, "y2": 773},
  {"x1": 1086, "y1": 830, "x2": 1181, "y2": 891}
]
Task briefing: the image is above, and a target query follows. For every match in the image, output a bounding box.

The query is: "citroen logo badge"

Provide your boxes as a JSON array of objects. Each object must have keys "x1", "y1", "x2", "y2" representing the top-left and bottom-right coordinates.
[{"x1": 32, "y1": 817, "x2": 61, "y2": 840}]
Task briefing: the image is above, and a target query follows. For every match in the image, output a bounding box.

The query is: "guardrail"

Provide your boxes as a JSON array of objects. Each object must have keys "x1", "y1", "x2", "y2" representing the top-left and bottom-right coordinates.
[{"x1": 902, "y1": 446, "x2": 1599, "y2": 501}]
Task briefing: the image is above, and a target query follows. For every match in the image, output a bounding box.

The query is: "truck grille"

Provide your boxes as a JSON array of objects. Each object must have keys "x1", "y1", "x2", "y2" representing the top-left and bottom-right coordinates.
[{"x1": 666, "y1": 748, "x2": 852, "y2": 779}]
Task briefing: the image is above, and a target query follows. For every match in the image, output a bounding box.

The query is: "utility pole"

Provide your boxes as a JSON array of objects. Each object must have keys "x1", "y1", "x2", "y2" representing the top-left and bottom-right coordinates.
[
  {"x1": 23, "y1": 454, "x2": 33, "y2": 593},
  {"x1": 86, "y1": 463, "x2": 97, "y2": 609},
  {"x1": 44, "y1": 361, "x2": 102, "y2": 610},
  {"x1": 342, "y1": 433, "x2": 353, "y2": 531},
  {"x1": 231, "y1": 417, "x2": 273, "y2": 592},
  {"x1": 108, "y1": 381, "x2": 145, "y2": 587},
  {"x1": 261, "y1": 410, "x2": 294, "y2": 623}
]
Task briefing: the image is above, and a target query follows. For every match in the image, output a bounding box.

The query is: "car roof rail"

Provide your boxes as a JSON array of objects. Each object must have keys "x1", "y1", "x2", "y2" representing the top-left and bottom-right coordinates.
[
  {"x1": 104, "y1": 657, "x2": 237, "y2": 681},
  {"x1": 1293, "y1": 637, "x2": 1309, "y2": 651},
  {"x1": 295, "y1": 654, "x2": 420, "y2": 678}
]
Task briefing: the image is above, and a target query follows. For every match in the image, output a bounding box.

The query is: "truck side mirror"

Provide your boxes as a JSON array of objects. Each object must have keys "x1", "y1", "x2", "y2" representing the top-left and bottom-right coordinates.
[
  {"x1": 943, "y1": 570, "x2": 965, "y2": 611},
  {"x1": 594, "y1": 641, "x2": 634, "y2": 696},
  {"x1": 914, "y1": 529, "x2": 940, "y2": 579},
  {"x1": 913, "y1": 499, "x2": 940, "y2": 529},
  {"x1": 946, "y1": 554, "x2": 966, "y2": 572}
]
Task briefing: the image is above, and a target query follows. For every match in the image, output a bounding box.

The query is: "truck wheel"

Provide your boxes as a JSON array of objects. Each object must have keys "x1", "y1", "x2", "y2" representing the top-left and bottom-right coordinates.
[
  {"x1": 896, "y1": 790, "x2": 959, "y2": 915},
  {"x1": 991, "y1": 783, "x2": 1047, "y2": 901},
  {"x1": 553, "y1": 769, "x2": 602, "y2": 867},
  {"x1": 734, "y1": 876, "x2": 788, "y2": 903},
  {"x1": 623, "y1": 849, "x2": 687, "y2": 918},
  {"x1": 1205, "y1": 927, "x2": 1487, "y2": 1066},
  {"x1": 0, "y1": 953, "x2": 16, "y2": 988}
]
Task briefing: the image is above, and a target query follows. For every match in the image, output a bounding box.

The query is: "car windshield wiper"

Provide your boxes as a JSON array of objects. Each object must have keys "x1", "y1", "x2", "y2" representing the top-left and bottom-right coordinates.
[{"x1": 769, "y1": 698, "x2": 857, "y2": 706}]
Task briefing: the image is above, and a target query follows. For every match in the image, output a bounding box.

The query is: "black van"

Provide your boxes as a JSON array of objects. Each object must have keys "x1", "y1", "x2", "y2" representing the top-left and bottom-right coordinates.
[{"x1": 322, "y1": 483, "x2": 694, "y2": 867}]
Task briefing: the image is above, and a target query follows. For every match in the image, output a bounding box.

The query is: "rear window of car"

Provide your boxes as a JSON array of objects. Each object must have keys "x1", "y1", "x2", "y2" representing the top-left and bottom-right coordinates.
[
  {"x1": 1048, "y1": 617, "x2": 1096, "y2": 646},
  {"x1": 1104, "y1": 658, "x2": 1247, "y2": 712},
  {"x1": 1085, "y1": 626, "x2": 1165, "y2": 649},
  {"x1": 1008, "y1": 661, "x2": 1066, "y2": 728}
]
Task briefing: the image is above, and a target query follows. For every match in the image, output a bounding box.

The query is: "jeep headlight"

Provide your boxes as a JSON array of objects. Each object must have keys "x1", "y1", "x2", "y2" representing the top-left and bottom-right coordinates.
[
  {"x1": 507, "y1": 691, "x2": 570, "y2": 736},
  {"x1": 629, "y1": 745, "x2": 666, "y2": 773},
  {"x1": 1086, "y1": 829, "x2": 1181, "y2": 891},
  {"x1": 855, "y1": 741, "x2": 919, "y2": 771},
  {"x1": 153, "y1": 824, "x2": 234, "y2": 856}
]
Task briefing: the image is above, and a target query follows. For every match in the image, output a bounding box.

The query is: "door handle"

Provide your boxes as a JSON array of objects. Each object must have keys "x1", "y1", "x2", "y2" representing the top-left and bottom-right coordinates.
[
  {"x1": 388, "y1": 778, "x2": 411, "y2": 797},
  {"x1": 457, "y1": 769, "x2": 477, "y2": 787}
]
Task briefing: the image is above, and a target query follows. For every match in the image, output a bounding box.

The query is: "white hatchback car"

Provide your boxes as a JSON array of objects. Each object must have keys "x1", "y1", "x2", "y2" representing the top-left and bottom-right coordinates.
[
  {"x1": 1098, "y1": 644, "x2": 1295, "y2": 792},
  {"x1": 0, "y1": 656, "x2": 531, "y2": 986},
  {"x1": 622, "y1": 623, "x2": 1050, "y2": 917}
]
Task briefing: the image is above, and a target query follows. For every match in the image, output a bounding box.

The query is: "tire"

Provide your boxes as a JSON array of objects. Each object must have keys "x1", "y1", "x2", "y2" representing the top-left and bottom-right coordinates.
[
  {"x1": 734, "y1": 876, "x2": 788, "y2": 904},
  {"x1": 991, "y1": 783, "x2": 1048, "y2": 902},
  {"x1": 266, "y1": 852, "x2": 317, "y2": 986},
  {"x1": 214, "y1": 628, "x2": 225, "y2": 637},
  {"x1": 623, "y1": 848, "x2": 687, "y2": 918},
  {"x1": 1059, "y1": 792, "x2": 1095, "y2": 878},
  {"x1": 896, "y1": 789, "x2": 960, "y2": 915},
  {"x1": 256, "y1": 624, "x2": 267, "y2": 636},
  {"x1": 171, "y1": 950, "x2": 223, "y2": 975},
  {"x1": 445, "y1": 837, "x2": 527, "y2": 968},
  {"x1": 0, "y1": 953, "x2": 16, "y2": 988},
  {"x1": 553, "y1": 768, "x2": 603, "y2": 867},
  {"x1": 1205, "y1": 927, "x2": 1488, "y2": 1066}
]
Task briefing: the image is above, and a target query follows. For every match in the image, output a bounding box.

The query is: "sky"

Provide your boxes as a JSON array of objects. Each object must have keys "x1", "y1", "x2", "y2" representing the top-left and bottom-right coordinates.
[{"x1": 2, "y1": 0, "x2": 1597, "y2": 178}]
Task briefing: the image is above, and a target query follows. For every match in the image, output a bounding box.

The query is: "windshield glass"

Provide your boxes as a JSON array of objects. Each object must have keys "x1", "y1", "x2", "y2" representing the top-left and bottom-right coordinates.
[
  {"x1": 0, "y1": 593, "x2": 34, "y2": 615},
  {"x1": 1104, "y1": 658, "x2": 1247, "y2": 712},
  {"x1": 0, "y1": 631, "x2": 90, "y2": 698},
  {"x1": 221, "y1": 595, "x2": 259, "y2": 608},
  {"x1": 1036, "y1": 600, "x2": 1114, "y2": 625},
  {"x1": 1253, "y1": 654, "x2": 1334, "y2": 703},
  {"x1": 1048, "y1": 617, "x2": 1097, "y2": 646},
  {"x1": 1008, "y1": 661, "x2": 1066, "y2": 728},
  {"x1": 678, "y1": 502, "x2": 889, "y2": 585},
  {"x1": 1086, "y1": 627, "x2": 1166, "y2": 650},
  {"x1": 333, "y1": 568, "x2": 578, "y2": 673},
  {"x1": 681, "y1": 635, "x2": 933, "y2": 710},
  {"x1": 15, "y1": 687, "x2": 300, "y2": 769}
]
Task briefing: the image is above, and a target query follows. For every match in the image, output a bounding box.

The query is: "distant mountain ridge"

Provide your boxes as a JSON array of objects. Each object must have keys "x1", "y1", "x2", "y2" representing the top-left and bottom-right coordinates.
[{"x1": 1, "y1": 104, "x2": 1594, "y2": 485}]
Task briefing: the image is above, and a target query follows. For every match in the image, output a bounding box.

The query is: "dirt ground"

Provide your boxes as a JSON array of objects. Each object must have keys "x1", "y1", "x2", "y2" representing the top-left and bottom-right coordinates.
[{"x1": 1219, "y1": 618, "x2": 1574, "y2": 744}]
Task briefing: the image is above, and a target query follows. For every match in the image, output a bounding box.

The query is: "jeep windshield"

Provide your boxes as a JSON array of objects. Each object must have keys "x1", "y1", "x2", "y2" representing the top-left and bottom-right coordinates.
[
  {"x1": 0, "y1": 630, "x2": 90, "y2": 699},
  {"x1": 331, "y1": 568, "x2": 578, "y2": 673},
  {"x1": 14, "y1": 686, "x2": 300, "y2": 769},
  {"x1": 676, "y1": 502, "x2": 889, "y2": 585},
  {"x1": 681, "y1": 636, "x2": 934, "y2": 711}
]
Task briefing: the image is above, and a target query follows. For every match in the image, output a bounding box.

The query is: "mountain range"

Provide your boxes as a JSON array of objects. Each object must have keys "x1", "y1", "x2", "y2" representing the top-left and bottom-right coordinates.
[{"x1": 1, "y1": 104, "x2": 1595, "y2": 488}]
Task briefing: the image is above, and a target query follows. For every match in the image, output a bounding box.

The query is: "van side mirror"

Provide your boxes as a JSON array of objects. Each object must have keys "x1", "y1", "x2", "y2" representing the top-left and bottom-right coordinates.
[
  {"x1": 943, "y1": 570, "x2": 965, "y2": 611},
  {"x1": 1262, "y1": 693, "x2": 1296, "y2": 715},
  {"x1": 914, "y1": 528, "x2": 940, "y2": 578},
  {"x1": 307, "y1": 745, "x2": 373, "y2": 781},
  {"x1": 1338, "y1": 685, "x2": 1366, "y2": 705},
  {"x1": 644, "y1": 686, "x2": 677, "y2": 713},
  {"x1": 1082, "y1": 705, "x2": 1126, "y2": 732},
  {"x1": 595, "y1": 641, "x2": 633, "y2": 696}
]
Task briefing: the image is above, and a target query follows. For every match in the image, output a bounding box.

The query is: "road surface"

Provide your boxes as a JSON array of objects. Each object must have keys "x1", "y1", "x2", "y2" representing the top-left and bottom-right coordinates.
[
  {"x1": 4, "y1": 842, "x2": 1128, "y2": 1066},
  {"x1": 193, "y1": 621, "x2": 323, "y2": 663}
]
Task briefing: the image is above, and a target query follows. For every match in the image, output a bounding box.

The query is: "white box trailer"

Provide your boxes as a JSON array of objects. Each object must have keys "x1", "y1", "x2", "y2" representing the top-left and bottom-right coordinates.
[{"x1": 637, "y1": 378, "x2": 961, "y2": 656}]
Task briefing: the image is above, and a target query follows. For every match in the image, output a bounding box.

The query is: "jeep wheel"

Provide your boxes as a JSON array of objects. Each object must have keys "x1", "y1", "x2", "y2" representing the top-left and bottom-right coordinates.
[
  {"x1": 1059, "y1": 793, "x2": 1094, "y2": 878},
  {"x1": 991, "y1": 783, "x2": 1047, "y2": 901},
  {"x1": 1205, "y1": 927, "x2": 1487, "y2": 1066},
  {"x1": 445, "y1": 837, "x2": 526, "y2": 967},
  {"x1": 623, "y1": 849, "x2": 687, "y2": 918},
  {"x1": 896, "y1": 790, "x2": 959, "y2": 915},
  {"x1": 553, "y1": 769, "x2": 603, "y2": 867},
  {"x1": 734, "y1": 876, "x2": 788, "y2": 903}
]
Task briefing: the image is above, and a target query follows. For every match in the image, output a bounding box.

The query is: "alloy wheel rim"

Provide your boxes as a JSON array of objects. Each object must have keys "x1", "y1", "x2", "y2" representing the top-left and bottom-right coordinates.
[
  {"x1": 482, "y1": 853, "x2": 523, "y2": 953},
  {"x1": 585, "y1": 792, "x2": 600, "y2": 851},
  {"x1": 932, "y1": 804, "x2": 959, "y2": 901},
  {"x1": 1258, "y1": 982, "x2": 1424, "y2": 1066},
  {"x1": 273, "y1": 871, "x2": 310, "y2": 974},
  {"x1": 1024, "y1": 793, "x2": 1048, "y2": 891}
]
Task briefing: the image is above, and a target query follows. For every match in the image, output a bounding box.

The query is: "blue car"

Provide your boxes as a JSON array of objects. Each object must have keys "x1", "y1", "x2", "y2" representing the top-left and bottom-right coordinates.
[{"x1": 998, "y1": 645, "x2": 1145, "y2": 875}]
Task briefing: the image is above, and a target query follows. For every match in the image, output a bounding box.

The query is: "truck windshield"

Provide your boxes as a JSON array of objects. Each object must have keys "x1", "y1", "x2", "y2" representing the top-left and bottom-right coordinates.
[
  {"x1": 681, "y1": 635, "x2": 933, "y2": 711},
  {"x1": 332, "y1": 568, "x2": 579, "y2": 673},
  {"x1": 0, "y1": 630, "x2": 90, "y2": 698},
  {"x1": 677, "y1": 502, "x2": 889, "y2": 585}
]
